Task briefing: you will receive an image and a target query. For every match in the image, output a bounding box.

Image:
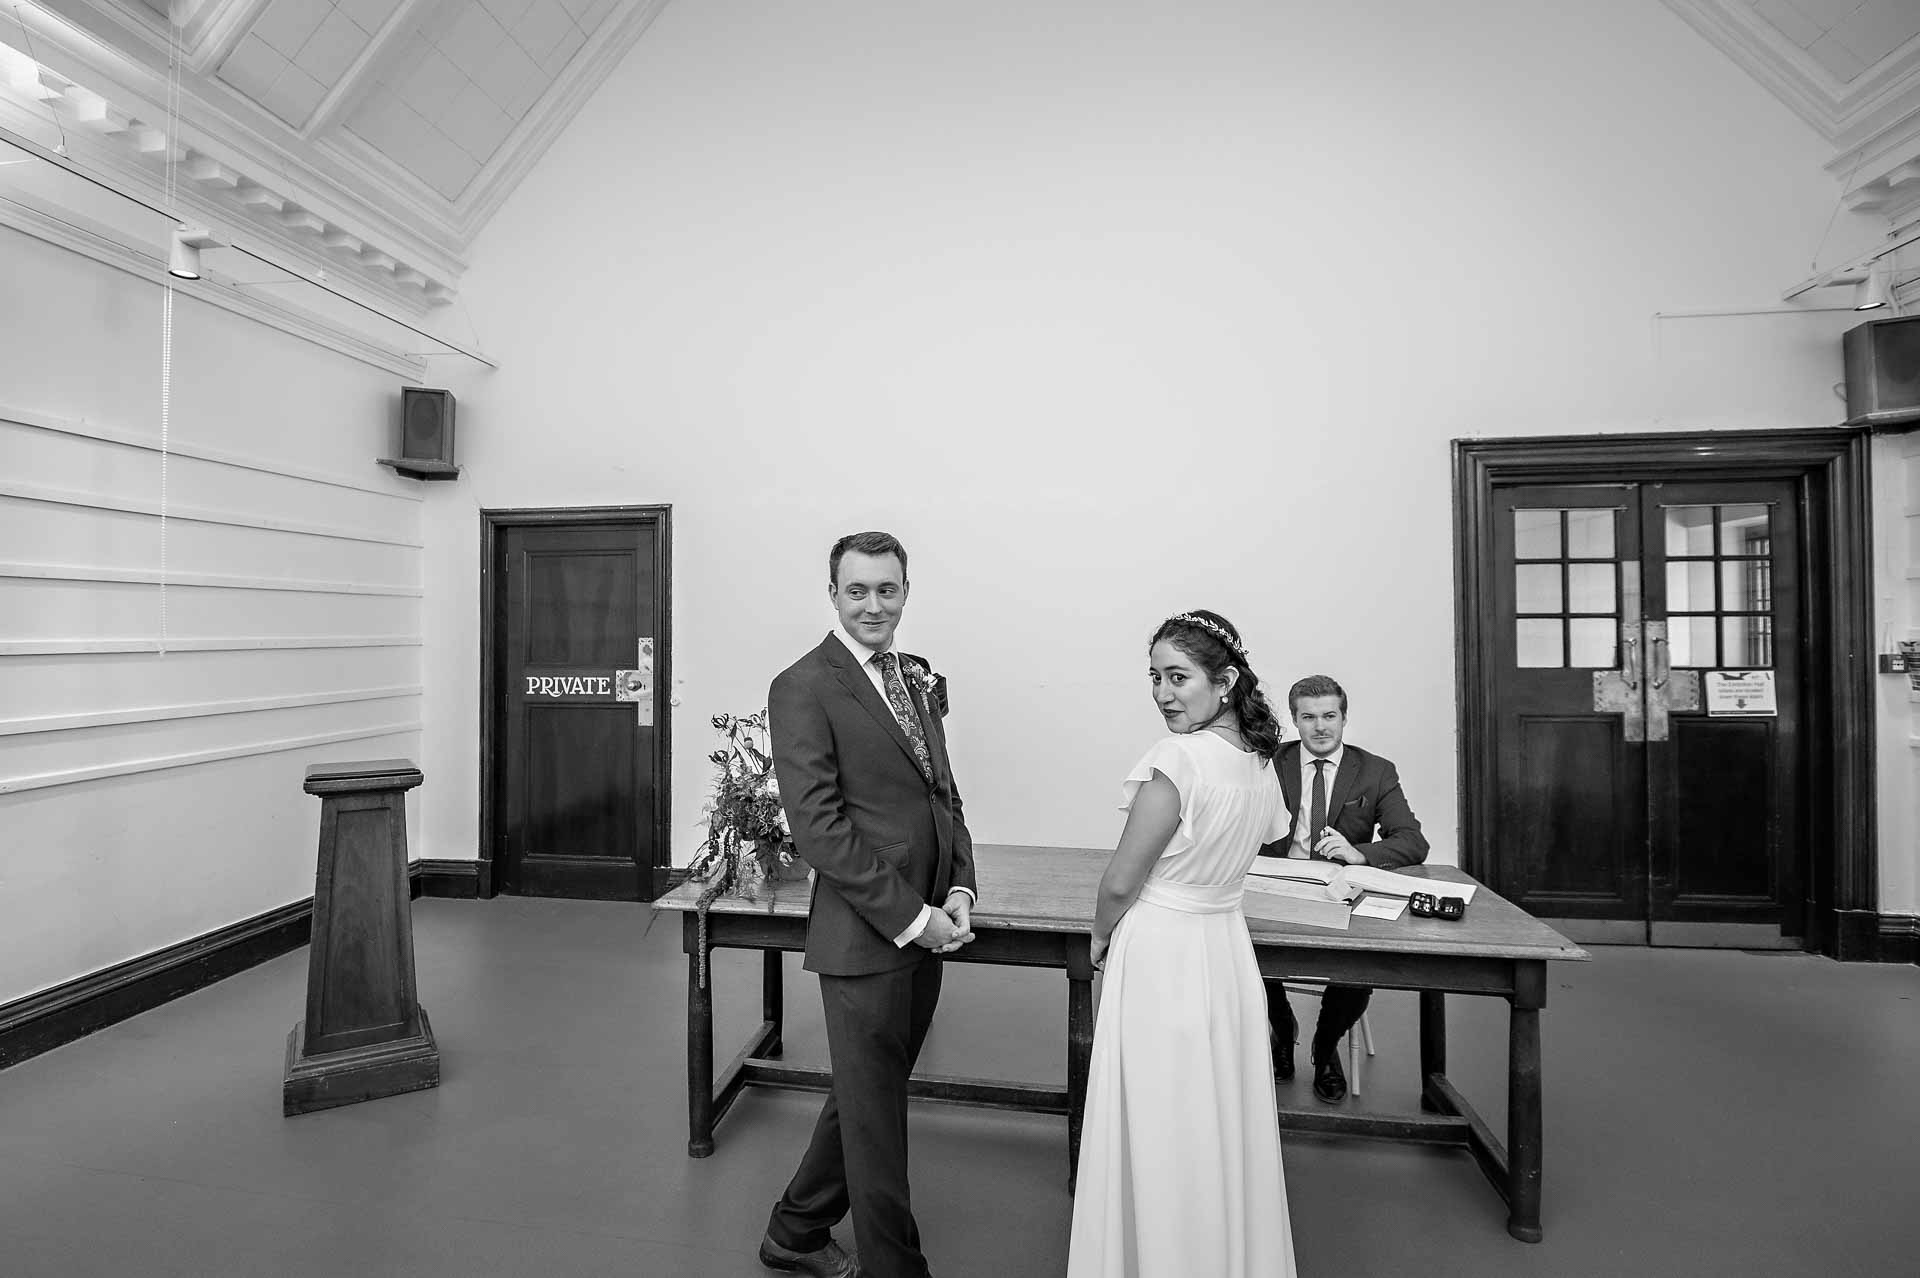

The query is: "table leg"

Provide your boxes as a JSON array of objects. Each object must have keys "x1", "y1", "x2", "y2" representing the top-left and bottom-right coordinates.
[
  {"x1": 687, "y1": 932, "x2": 715, "y2": 1158},
  {"x1": 1066, "y1": 945, "x2": 1095, "y2": 1190},
  {"x1": 1419, "y1": 990, "x2": 1447, "y2": 1112},
  {"x1": 1507, "y1": 962, "x2": 1545, "y2": 1242},
  {"x1": 762, "y1": 949, "x2": 785, "y2": 1059}
]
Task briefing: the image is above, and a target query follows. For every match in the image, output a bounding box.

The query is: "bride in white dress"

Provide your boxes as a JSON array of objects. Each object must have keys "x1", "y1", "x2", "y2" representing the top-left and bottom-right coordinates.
[{"x1": 1066, "y1": 609, "x2": 1297, "y2": 1278}]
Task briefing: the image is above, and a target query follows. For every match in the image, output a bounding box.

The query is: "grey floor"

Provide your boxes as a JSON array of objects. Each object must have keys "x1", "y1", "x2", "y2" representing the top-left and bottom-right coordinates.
[{"x1": 2, "y1": 898, "x2": 1917, "y2": 1277}]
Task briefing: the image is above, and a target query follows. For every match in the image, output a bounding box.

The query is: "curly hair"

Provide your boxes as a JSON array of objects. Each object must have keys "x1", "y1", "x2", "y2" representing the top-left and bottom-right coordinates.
[{"x1": 1148, "y1": 609, "x2": 1283, "y2": 764}]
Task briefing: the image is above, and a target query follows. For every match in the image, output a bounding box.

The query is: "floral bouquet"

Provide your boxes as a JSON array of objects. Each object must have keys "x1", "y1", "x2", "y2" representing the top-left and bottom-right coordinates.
[{"x1": 687, "y1": 710, "x2": 805, "y2": 985}]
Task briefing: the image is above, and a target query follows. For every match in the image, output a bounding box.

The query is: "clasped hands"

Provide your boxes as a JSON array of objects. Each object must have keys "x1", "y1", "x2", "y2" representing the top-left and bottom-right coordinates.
[{"x1": 913, "y1": 892, "x2": 976, "y2": 954}]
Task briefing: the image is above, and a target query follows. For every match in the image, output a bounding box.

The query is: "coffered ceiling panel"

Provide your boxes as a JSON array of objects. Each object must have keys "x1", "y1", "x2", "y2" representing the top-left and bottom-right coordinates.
[{"x1": 343, "y1": 0, "x2": 609, "y2": 200}]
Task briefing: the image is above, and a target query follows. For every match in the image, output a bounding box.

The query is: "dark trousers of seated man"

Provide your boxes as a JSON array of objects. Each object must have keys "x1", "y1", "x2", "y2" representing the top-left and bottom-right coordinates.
[
  {"x1": 1268, "y1": 981, "x2": 1370, "y2": 1066},
  {"x1": 768, "y1": 955, "x2": 943, "y2": 1278}
]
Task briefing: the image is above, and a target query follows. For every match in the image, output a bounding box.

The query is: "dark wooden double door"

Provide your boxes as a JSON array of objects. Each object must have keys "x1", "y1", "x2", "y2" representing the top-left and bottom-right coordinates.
[
  {"x1": 1483, "y1": 478, "x2": 1804, "y2": 946},
  {"x1": 485, "y1": 508, "x2": 671, "y2": 901}
]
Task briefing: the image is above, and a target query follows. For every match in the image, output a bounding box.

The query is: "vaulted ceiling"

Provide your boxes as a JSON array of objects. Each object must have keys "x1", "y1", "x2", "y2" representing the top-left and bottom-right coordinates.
[
  {"x1": 0, "y1": 0, "x2": 667, "y2": 314},
  {"x1": 5, "y1": 1, "x2": 1920, "y2": 321}
]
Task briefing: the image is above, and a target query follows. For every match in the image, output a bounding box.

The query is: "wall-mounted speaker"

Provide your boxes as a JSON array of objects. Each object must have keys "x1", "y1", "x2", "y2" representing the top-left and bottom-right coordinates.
[
  {"x1": 379, "y1": 387, "x2": 461, "y2": 480},
  {"x1": 1843, "y1": 314, "x2": 1920, "y2": 430}
]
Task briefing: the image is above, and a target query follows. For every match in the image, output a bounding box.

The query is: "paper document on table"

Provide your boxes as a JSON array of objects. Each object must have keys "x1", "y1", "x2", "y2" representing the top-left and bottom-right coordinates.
[
  {"x1": 1340, "y1": 865, "x2": 1477, "y2": 905},
  {"x1": 1248, "y1": 859, "x2": 1340, "y2": 884},
  {"x1": 1351, "y1": 895, "x2": 1408, "y2": 921},
  {"x1": 1248, "y1": 859, "x2": 1475, "y2": 905},
  {"x1": 1241, "y1": 876, "x2": 1351, "y2": 930}
]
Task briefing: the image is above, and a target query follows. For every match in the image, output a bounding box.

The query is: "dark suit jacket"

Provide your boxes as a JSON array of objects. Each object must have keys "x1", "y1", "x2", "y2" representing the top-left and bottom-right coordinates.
[
  {"x1": 769, "y1": 634, "x2": 976, "y2": 977},
  {"x1": 1258, "y1": 742, "x2": 1429, "y2": 870}
]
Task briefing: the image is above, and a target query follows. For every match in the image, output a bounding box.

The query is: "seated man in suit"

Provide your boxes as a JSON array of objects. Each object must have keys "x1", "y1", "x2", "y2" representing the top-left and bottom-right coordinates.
[{"x1": 1260, "y1": 674, "x2": 1428, "y2": 1104}]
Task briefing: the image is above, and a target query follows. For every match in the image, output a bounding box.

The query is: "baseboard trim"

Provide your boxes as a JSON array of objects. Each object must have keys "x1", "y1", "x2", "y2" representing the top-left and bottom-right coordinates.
[
  {"x1": 1878, "y1": 913, "x2": 1919, "y2": 965},
  {"x1": 1, "y1": 861, "x2": 485, "y2": 1071},
  {"x1": 1833, "y1": 909, "x2": 1882, "y2": 962},
  {"x1": 0, "y1": 897, "x2": 312, "y2": 1070},
  {"x1": 412, "y1": 858, "x2": 482, "y2": 899}
]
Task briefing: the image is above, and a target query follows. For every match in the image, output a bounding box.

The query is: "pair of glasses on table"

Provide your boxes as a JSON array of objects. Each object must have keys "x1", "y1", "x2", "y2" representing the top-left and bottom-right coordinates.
[{"x1": 1408, "y1": 892, "x2": 1466, "y2": 921}]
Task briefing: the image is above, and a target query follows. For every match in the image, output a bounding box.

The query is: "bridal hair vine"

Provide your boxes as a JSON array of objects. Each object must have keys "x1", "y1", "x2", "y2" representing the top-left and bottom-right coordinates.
[{"x1": 1167, "y1": 612, "x2": 1248, "y2": 662}]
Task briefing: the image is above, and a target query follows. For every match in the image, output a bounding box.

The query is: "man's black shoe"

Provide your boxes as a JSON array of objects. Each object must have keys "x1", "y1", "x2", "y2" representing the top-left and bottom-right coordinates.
[
  {"x1": 1312, "y1": 1048, "x2": 1348, "y2": 1105},
  {"x1": 758, "y1": 1235, "x2": 857, "y2": 1277}
]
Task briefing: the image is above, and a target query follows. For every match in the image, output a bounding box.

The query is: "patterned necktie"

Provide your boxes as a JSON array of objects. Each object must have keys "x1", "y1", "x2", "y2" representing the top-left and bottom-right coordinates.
[
  {"x1": 876, "y1": 652, "x2": 934, "y2": 783},
  {"x1": 1309, "y1": 758, "x2": 1328, "y2": 859}
]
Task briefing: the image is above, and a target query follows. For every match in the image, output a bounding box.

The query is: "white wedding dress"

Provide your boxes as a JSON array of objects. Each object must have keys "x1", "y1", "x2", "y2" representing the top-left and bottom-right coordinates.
[{"x1": 1066, "y1": 730, "x2": 1298, "y2": 1278}]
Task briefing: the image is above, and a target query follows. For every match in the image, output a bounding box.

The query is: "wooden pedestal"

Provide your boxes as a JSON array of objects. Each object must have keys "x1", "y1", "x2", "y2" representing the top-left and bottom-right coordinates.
[{"x1": 284, "y1": 759, "x2": 440, "y2": 1116}]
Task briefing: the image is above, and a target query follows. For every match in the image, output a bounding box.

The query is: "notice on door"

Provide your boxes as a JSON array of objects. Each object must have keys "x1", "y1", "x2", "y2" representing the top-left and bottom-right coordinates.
[{"x1": 1704, "y1": 670, "x2": 1777, "y2": 717}]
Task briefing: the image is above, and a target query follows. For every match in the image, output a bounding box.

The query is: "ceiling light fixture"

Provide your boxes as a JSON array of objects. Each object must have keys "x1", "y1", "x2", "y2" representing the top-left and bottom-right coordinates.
[
  {"x1": 1852, "y1": 265, "x2": 1892, "y2": 311},
  {"x1": 166, "y1": 224, "x2": 218, "y2": 279}
]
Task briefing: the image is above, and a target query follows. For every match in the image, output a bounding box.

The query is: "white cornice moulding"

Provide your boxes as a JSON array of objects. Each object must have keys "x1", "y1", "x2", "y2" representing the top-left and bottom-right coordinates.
[
  {"x1": 1659, "y1": 0, "x2": 1852, "y2": 139},
  {"x1": 0, "y1": 187, "x2": 427, "y2": 380},
  {"x1": 3, "y1": 8, "x2": 465, "y2": 289},
  {"x1": 18, "y1": 0, "x2": 673, "y2": 259},
  {"x1": 1661, "y1": 0, "x2": 1920, "y2": 244},
  {"x1": 0, "y1": 81, "x2": 459, "y2": 318},
  {"x1": 20, "y1": 0, "x2": 673, "y2": 270}
]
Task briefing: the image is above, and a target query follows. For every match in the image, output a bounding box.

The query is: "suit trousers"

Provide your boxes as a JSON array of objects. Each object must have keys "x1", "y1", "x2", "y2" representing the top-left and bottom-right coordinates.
[
  {"x1": 1265, "y1": 978, "x2": 1372, "y2": 1056},
  {"x1": 769, "y1": 953, "x2": 944, "y2": 1278}
]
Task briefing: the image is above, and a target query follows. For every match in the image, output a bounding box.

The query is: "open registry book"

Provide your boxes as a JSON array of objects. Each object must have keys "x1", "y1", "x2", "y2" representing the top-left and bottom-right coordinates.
[{"x1": 1242, "y1": 859, "x2": 1477, "y2": 930}]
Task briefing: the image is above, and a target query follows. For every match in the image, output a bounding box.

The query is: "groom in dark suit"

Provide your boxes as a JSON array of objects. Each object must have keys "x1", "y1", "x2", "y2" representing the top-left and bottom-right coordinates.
[
  {"x1": 1259, "y1": 674, "x2": 1428, "y2": 1105},
  {"x1": 758, "y1": 531, "x2": 977, "y2": 1278}
]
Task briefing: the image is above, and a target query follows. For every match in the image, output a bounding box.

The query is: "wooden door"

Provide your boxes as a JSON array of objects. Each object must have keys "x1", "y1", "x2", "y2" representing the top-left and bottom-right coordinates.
[
  {"x1": 1642, "y1": 481, "x2": 1802, "y2": 944},
  {"x1": 1484, "y1": 481, "x2": 1804, "y2": 946},
  {"x1": 484, "y1": 509, "x2": 671, "y2": 901},
  {"x1": 1490, "y1": 486, "x2": 1648, "y2": 929}
]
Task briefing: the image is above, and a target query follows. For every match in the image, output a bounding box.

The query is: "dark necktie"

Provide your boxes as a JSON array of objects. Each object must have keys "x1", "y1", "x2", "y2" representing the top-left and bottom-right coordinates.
[
  {"x1": 876, "y1": 652, "x2": 934, "y2": 783},
  {"x1": 1310, "y1": 758, "x2": 1328, "y2": 859}
]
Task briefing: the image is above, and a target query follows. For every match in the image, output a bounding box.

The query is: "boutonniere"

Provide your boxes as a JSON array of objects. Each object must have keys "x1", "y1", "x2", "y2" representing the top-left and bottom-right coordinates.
[{"x1": 901, "y1": 656, "x2": 948, "y2": 715}]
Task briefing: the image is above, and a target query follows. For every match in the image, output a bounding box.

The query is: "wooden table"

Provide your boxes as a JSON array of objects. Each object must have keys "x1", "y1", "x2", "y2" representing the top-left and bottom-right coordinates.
[{"x1": 652, "y1": 844, "x2": 1588, "y2": 1242}]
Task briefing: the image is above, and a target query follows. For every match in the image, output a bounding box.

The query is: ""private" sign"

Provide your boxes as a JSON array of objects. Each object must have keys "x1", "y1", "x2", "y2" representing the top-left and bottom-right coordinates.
[{"x1": 526, "y1": 675, "x2": 613, "y2": 697}]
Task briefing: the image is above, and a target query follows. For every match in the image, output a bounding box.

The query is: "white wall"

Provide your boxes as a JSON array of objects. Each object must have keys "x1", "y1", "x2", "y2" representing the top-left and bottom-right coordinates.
[
  {"x1": 0, "y1": 214, "x2": 424, "y2": 1004},
  {"x1": 425, "y1": 0, "x2": 1889, "y2": 885}
]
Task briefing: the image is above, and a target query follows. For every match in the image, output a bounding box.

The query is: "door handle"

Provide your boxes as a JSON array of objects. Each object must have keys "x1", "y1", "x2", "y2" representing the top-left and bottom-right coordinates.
[
  {"x1": 614, "y1": 637, "x2": 656, "y2": 726},
  {"x1": 1644, "y1": 620, "x2": 1671, "y2": 742},
  {"x1": 1592, "y1": 562, "x2": 1645, "y2": 742}
]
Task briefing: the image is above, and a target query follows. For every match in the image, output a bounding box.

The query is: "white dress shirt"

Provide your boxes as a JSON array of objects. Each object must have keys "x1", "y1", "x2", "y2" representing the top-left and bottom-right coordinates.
[
  {"x1": 1289, "y1": 744, "x2": 1345, "y2": 859},
  {"x1": 830, "y1": 626, "x2": 975, "y2": 946}
]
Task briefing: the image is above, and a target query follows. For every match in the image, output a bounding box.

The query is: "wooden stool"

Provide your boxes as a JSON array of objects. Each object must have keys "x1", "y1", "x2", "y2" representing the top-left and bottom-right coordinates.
[{"x1": 283, "y1": 759, "x2": 439, "y2": 1115}]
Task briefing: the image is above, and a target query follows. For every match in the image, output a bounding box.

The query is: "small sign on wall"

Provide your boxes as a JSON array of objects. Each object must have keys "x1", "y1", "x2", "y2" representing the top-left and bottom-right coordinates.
[
  {"x1": 525, "y1": 674, "x2": 614, "y2": 697},
  {"x1": 1704, "y1": 670, "x2": 1777, "y2": 717}
]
